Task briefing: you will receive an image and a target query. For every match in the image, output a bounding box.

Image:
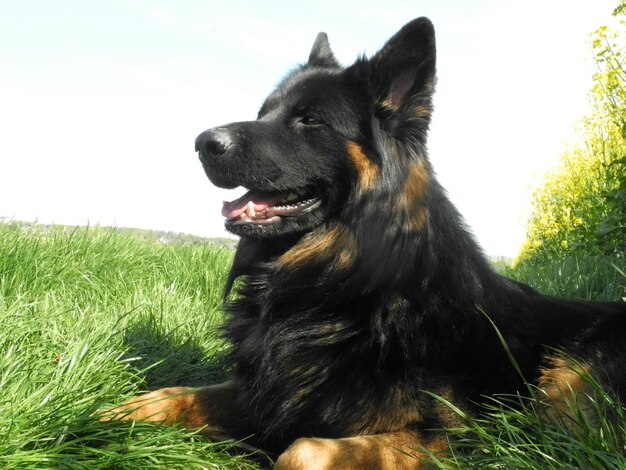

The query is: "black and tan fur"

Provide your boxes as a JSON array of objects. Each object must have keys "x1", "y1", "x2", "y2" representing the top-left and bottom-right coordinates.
[{"x1": 115, "y1": 18, "x2": 626, "y2": 469}]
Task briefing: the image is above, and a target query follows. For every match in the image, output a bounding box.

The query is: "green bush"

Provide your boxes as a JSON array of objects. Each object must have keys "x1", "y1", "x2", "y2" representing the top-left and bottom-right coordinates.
[{"x1": 517, "y1": 2, "x2": 626, "y2": 265}]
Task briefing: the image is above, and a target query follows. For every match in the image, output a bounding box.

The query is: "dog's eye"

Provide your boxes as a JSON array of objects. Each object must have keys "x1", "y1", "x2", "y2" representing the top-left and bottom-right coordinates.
[{"x1": 299, "y1": 115, "x2": 324, "y2": 126}]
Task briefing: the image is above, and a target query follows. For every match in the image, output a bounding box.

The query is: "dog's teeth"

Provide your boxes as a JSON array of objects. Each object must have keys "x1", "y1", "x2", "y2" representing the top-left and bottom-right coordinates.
[{"x1": 246, "y1": 201, "x2": 256, "y2": 218}]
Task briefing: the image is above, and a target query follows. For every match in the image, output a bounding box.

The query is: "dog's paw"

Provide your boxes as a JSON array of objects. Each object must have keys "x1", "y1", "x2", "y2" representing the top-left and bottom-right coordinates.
[
  {"x1": 275, "y1": 432, "x2": 433, "y2": 469},
  {"x1": 275, "y1": 438, "x2": 333, "y2": 470},
  {"x1": 99, "y1": 387, "x2": 195, "y2": 425}
]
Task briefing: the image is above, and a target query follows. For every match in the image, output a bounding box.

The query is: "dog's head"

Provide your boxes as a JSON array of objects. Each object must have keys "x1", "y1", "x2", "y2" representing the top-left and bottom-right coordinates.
[{"x1": 195, "y1": 18, "x2": 436, "y2": 241}]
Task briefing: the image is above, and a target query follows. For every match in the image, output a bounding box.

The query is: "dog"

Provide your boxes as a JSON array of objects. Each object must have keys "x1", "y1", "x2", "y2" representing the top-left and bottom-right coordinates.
[{"x1": 116, "y1": 18, "x2": 626, "y2": 469}]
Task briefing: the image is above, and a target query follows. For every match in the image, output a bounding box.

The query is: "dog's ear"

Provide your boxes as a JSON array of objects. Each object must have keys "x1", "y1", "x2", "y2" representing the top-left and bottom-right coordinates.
[
  {"x1": 369, "y1": 17, "x2": 436, "y2": 113},
  {"x1": 308, "y1": 32, "x2": 340, "y2": 68}
]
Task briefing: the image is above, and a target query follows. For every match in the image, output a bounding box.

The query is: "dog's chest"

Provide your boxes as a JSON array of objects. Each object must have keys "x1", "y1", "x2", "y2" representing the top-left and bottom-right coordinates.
[{"x1": 227, "y1": 294, "x2": 456, "y2": 441}]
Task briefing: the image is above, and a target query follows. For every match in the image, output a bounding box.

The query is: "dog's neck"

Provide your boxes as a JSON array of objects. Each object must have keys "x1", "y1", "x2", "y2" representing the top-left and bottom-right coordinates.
[{"x1": 226, "y1": 182, "x2": 501, "y2": 314}]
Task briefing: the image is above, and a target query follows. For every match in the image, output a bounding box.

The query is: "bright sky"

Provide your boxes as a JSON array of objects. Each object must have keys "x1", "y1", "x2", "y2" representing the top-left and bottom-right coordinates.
[{"x1": 0, "y1": 0, "x2": 619, "y2": 257}]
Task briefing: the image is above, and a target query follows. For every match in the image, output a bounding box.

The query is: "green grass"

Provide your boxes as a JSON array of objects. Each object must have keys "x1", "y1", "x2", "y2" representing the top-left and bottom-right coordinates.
[
  {"x1": 435, "y1": 383, "x2": 626, "y2": 469},
  {"x1": 508, "y1": 255, "x2": 626, "y2": 301},
  {"x1": 0, "y1": 222, "x2": 257, "y2": 469},
  {"x1": 0, "y1": 222, "x2": 624, "y2": 468}
]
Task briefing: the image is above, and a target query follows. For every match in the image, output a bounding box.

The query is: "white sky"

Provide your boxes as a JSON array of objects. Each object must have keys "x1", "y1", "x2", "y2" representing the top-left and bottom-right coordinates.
[{"x1": 0, "y1": 0, "x2": 619, "y2": 257}]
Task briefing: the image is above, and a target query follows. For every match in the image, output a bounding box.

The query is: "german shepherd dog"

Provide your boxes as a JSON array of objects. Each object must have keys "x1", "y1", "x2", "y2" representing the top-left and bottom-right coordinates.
[{"x1": 117, "y1": 18, "x2": 626, "y2": 468}]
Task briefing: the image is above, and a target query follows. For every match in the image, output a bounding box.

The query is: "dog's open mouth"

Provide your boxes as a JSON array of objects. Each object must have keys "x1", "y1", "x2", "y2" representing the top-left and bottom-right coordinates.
[{"x1": 222, "y1": 188, "x2": 322, "y2": 225}]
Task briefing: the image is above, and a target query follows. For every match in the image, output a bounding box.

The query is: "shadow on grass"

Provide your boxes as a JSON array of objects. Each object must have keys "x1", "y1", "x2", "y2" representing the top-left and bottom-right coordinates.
[{"x1": 122, "y1": 314, "x2": 231, "y2": 389}]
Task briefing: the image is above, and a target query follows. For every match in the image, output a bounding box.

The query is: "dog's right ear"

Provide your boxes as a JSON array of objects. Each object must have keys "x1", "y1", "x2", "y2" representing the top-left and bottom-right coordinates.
[
  {"x1": 308, "y1": 32, "x2": 340, "y2": 68},
  {"x1": 368, "y1": 17, "x2": 436, "y2": 114}
]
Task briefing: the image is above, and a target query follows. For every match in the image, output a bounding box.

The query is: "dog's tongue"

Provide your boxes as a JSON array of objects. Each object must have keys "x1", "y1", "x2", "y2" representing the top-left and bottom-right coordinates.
[{"x1": 221, "y1": 190, "x2": 286, "y2": 219}]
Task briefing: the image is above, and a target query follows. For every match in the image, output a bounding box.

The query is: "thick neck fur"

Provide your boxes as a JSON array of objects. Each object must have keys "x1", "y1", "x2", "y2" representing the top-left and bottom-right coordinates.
[
  {"x1": 227, "y1": 174, "x2": 514, "y2": 364},
  {"x1": 227, "y1": 147, "x2": 501, "y2": 312}
]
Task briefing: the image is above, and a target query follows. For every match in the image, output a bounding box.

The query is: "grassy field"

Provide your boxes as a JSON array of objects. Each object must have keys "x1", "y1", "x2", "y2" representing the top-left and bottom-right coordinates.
[
  {"x1": 0, "y1": 222, "x2": 624, "y2": 469},
  {"x1": 0, "y1": 222, "x2": 256, "y2": 469}
]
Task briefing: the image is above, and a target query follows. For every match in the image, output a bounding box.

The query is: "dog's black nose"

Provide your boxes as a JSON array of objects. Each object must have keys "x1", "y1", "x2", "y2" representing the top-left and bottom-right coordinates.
[{"x1": 195, "y1": 128, "x2": 233, "y2": 157}]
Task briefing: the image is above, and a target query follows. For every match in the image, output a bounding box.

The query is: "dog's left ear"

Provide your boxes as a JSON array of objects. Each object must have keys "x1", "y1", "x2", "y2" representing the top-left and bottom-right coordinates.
[
  {"x1": 308, "y1": 32, "x2": 340, "y2": 68},
  {"x1": 369, "y1": 17, "x2": 436, "y2": 113}
]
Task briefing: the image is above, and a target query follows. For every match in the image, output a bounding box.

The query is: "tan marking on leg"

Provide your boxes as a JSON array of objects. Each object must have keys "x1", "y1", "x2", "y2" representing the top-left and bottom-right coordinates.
[
  {"x1": 276, "y1": 431, "x2": 448, "y2": 470},
  {"x1": 539, "y1": 356, "x2": 598, "y2": 425},
  {"x1": 399, "y1": 159, "x2": 430, "y2": 231},
  {"x1": 346, "y1": 141, "x2": 379, "y2": 192},
  {"x1": 278, "y1": 223, "x2": 356, "y2": 270},
  {"x1": 104, "y1": 386, "x2": 198, "y2": 425},
  {"x1": 101, "y1": 381, "x2": 250, "y2": 444}
]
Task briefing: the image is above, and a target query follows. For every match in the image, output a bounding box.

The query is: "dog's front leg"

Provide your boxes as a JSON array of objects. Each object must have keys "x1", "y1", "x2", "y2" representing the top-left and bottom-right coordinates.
[
  {"x1": 275, "y1": 430, "x2": 448, "y2": 470},
  {"x1": 105, "y1": 380, "x2": 246, "y2": 443}
]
